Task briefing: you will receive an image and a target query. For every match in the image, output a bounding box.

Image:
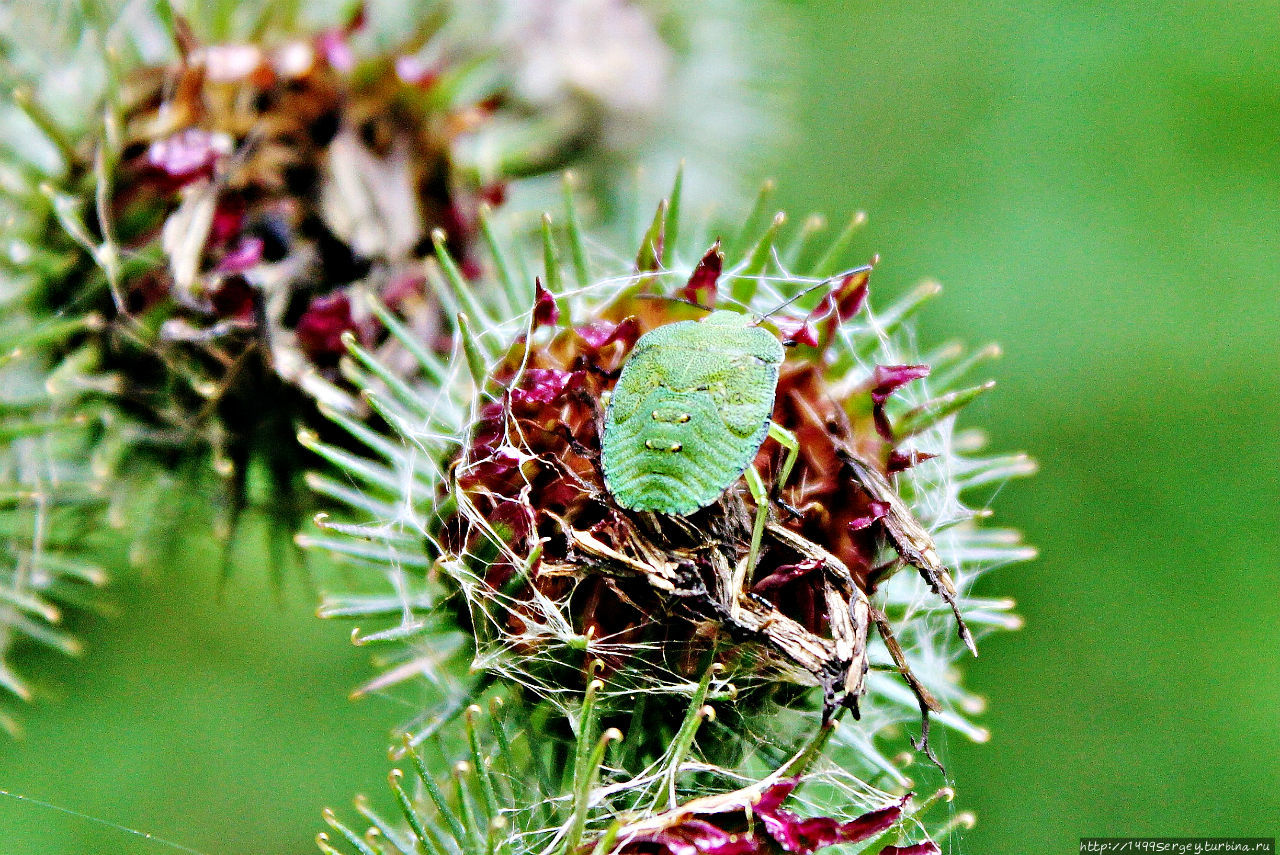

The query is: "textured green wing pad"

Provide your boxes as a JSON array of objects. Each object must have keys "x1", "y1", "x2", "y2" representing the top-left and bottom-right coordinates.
[{"x1": 602, "y1": 312, "x2": 784, "y2": 515}]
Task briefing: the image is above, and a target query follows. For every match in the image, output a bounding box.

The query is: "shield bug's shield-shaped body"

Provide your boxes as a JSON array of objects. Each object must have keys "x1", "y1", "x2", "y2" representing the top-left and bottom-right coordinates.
[{"x1": 603, "y1": 310, "x2": 784, "y2": 515}]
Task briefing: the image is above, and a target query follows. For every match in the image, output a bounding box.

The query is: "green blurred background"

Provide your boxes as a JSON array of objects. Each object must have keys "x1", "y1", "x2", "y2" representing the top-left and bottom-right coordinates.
[{"x1": 2, "y1": 0, "x2": 1279, "y2": 852}]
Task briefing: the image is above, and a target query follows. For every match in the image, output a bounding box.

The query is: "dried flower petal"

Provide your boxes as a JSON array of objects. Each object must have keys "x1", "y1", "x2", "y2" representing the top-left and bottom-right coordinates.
[
  {"x1": 848, "y1": 501, "x2": 889, "y2": 532},
  {"x1": 869, "y1": 365, "x2": 931, "y2": 405},
  {"x1": 774, "y1": 313, "x2": 821, "y2": 347},
  {"x1": 832, "y1": 268, "x2": 870, "y2": 321},
  {"x1": 887, "y1": 450, "x2": 937, "y2": 473},
  {"x1": 576, "y1": 316, "x2": 639, "y2": 350},
  {"x1": 614, "y1": 779, "x2": 910, "y2": 855},
  {"x1": 682, "y1": 241, "x2": 722, "y2": 305},
  {"x1": 870, "y1": 364, "x2": 930, "y2": 440},
  {"x1": 753, "y1": 558, "x2": 823, "y2": 593},
  {"x1": 533, "y1": 277, "x2": 560, "y2": 328}
]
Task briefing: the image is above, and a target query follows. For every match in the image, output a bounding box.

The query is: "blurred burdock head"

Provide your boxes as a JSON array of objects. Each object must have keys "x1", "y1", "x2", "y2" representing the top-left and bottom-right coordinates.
[{"x1": 0, "y1": 0, "x2": 778, "y2": 568}]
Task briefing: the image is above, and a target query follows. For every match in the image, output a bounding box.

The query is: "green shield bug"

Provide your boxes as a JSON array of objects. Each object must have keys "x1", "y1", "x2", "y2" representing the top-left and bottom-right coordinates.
[{"x1": 602, "y1": 308, "x2": 801, "y2": 616}]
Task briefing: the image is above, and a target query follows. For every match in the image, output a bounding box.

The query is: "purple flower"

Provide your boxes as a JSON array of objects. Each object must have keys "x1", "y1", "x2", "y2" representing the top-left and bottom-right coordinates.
[
  {"x1": 296, "y1": 293, "x2": 358, "y2": 358},
  {"x1": 142, "y1": 129, "x2": 224, "y2": 189},
  {"x1": 395, "y1": 54, "x2": 440, "y2": 88},
  {"x1": 511, "y1": 368, "x2": 583, "y2": 406},
  {"x1": 217, "y1": 236, "x2": 264, "y2": 274},
  {"x1": 613, "y1": 779, "x2": 908, "y2": 855}
]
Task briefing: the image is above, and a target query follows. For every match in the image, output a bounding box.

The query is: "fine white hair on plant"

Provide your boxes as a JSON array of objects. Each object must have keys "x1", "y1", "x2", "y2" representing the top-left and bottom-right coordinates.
[{"x1": 305, "y1": 173, "x2": 1034, "y2": 850}]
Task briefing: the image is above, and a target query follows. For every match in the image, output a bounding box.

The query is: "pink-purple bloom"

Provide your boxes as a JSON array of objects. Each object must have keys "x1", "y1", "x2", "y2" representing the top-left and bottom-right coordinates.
[{"x1": 613, "y1": 779, "x2": 909, "y2": 855}]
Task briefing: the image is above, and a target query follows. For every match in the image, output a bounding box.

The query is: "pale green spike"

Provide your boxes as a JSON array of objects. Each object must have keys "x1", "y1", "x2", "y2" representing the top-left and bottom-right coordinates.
[
  {"x1": 589, "y1": 822, "x2": 624, "y2": 855},
  {"x1": 896, "y1": 381, "x2": 996, "y2": 438},
  {"x1": 811, "y1": 210, "x2": 868, "y2": 278},
  {"x1": 321, "y1": 809, "x2": 378, "y2": 855},
  {"x1": 562, "y1": 172, "x2": 591, "y2": 286},
  {"x1": 451, "y1": 762, "x2": 487, "y2": 852},
  {"x1": 457, "y1": 313, "x2": 488, "y2": 392},
  {"x1": 20, "y1": 550, "x2": 106, "y2": 586},
  {"x1": 294, "y1": 535, "x2": 432, "y2": 568},
  {"x1": 318, "y1": 593, "x2": 433, "y2": 619},
  {"x1": 0, "y1": 664, "x2": 32, "y2": 702},
  {"x1": 314, "y1": 517, "x2": 418, "y2": 549},
  {"x1": 315, "y1": 834, "x2": 345, "y2": 855},
  {"x1": 570, "y1": 669, "x2": 605, "y2": 791},
  {"x1": 0, "y1": 588, "x2": 60, "y2": 623},
  {"x1": 7, "y1": 614, "x2": 81, "y2": 657},
  {"x1": 316, "y1": 395, "x2": 405, "y2": 467},
  {"x1": 339, "y1": 331, "x2": 432, "y2": 422},
  {"x1": 360, "y1": 389, "x2": 441, "y2": 457},
  {"x1": 432, "y1": 228, "x2": 494, "y2": 338},
  {"x1": 541, "y1": 212, "x2": 564, "y2": 295},
  {"x1": 353, "y1": 795, "x2": 418, "y2": 855},
  {"x1": 733, "y1": 179, "x2": 777, "y2": 250},
  {"x1": 730, "y1": 211, "x2": 785, "y2": 304},
  {"x1": 362, "y1": 292, "x2": 448, "y2": 385},
  {"x1": 781, "y1": 213, "x2": 828, "y2": 271},
  {"x1": 635, "y1": 199, "x2": 667, "y2": 273},
  {"x1": 0, "y1": 312, "x2": 97, "y2": 366},
  {"x1": 11, "y1": 87, "x2": 77, "y2": 170},
  {"x1": 664, "y1": 161, "x2": 685, "y2": 265},
  {"x1": 488, "y1": 698, "x2": 519, "y2": 803},
  {"x1": 932, "y1": 342, "x2": 1003, "y2": 389},
  {"x1": 848, "y1": 281, "x2": 943, "y2": 365},
  {"x1": 388, "y1": 769, "x2": 442, "y2": 855},
  {"x1": 0, "y1": 416, "x2": 87, "y2": 443},
  {"x1": 653, "y1": 663, "x2": 719, "y2": 810},
  {"x1": 561, "y1": 724, "x2": 622, "y2": 855},
  {"x1": 298, "y1": 431, "x2": 404, "y2": 494},
  {"x1": 478, "y1": 203, "x2": 523, "y2": 315},
  {"x1": 465, "y1": 705, "x2": 500, "y2": 820}
]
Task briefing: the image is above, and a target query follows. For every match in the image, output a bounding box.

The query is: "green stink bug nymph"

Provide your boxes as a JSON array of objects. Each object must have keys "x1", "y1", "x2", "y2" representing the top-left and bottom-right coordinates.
[{"x1": 602, "y1": 309, "x2": 799, "y2": 615}]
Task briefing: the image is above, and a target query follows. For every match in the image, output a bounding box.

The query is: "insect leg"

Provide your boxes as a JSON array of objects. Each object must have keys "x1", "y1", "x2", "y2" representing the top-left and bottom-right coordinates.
[
  {"x1": 731, "y1": 465, "x2": 770, "y2": 620},
  {"x1": 766, "y1": 422, "x2": 799, "y2": 499},
  {"x1": 731, "y1": 423, "x2": 799, "y2": 619}
]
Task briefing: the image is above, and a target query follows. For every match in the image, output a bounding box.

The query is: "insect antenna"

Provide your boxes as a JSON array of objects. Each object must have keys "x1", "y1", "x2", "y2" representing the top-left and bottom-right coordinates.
[
  {"x1": 636, "y1": 293, "x2": 714, "y2": 313},
  {"x1": 754, "y1": 282, "x2": 827, "y2": 323},
  {"x1": 754, "y1": 263, "x2": 875, "y2": 323}
]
